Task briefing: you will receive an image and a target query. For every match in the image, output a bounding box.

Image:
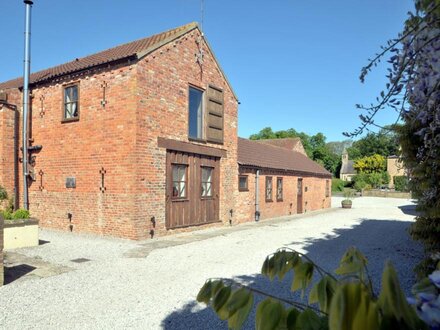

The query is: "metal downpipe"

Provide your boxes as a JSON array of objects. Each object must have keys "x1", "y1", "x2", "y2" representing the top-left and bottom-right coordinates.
[
  {"x1": 255, "y1": 170, "x2": 260, "y2": 221},
  {"x1": 22, "y1": 0, "x2": 33, "y2": 210}
]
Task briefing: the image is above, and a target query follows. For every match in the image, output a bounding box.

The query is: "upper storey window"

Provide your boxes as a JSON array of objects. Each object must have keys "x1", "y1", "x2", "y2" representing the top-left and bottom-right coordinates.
[
  {"x1": 189, "y1": 86, "x2": 203, "y2": 139},
  {"x1": 63, "y1": 84, "x2": 79, "y2": 121},
  {"x1": 188, "y1": 85, "x2": 225, "y2": 144}
]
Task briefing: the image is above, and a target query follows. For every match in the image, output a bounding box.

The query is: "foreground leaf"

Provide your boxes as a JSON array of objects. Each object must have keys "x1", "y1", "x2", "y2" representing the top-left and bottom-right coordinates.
[
  {"x1": 256, "y1": 298, "x2": 285, "y2": 330},
  {"x1": 378, "y1": 261, "x2": 423, "y2": 329},
  {"x1": 227, "y1": 288, "x2": 254, "y2": 330}
]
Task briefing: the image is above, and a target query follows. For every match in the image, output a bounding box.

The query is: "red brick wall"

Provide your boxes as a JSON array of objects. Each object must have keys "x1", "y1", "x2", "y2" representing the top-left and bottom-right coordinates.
[
  {"x1": 134, "y1": 29, "x2": 239, "y2": 237},
  {"x1": 4, "y1": 62, "x2": 140, "y2": 238},
  {"x1": 0, "y1": 89, "x2": 21, "y2": 209},
  {"x1": 235, "y1": 168, "x2": 331, "y2": 223}
]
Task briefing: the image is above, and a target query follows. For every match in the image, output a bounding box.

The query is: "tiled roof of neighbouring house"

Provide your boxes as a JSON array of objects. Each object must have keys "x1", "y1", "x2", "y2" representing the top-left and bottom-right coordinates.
[
  {"x1": 340, "y1": 160, "x2": 356, "y2": 174},
  {"x1": 238, "y1": 138, "x2": 331, "y2": 177},
  {"x1": 0, "y1": 22, "x2": 198, "y2": 90}
]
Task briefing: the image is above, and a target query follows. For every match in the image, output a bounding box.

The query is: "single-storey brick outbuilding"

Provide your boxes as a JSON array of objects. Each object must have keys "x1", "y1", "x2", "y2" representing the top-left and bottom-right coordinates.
[{"x1": 0, "y1": 23, "x2": 331, "y2": 239}]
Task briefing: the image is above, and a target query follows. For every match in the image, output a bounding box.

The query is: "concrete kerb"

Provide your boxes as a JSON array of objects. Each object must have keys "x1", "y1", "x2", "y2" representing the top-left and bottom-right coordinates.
[{"x1": 124, "y1": 206, "x2": 342, "y2": 258}]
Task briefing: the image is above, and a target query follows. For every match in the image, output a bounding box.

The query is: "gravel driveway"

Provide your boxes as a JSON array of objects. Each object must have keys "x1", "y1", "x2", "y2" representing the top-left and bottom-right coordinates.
[{"x1": 0, "y1": 197, "x2": 424, "y2": 329}]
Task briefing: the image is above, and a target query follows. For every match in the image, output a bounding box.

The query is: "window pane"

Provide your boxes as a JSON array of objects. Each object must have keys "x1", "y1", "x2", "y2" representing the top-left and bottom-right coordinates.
[
  {"x1": 178, "y1": 167, "x2": 186, "y2": 181},
  {"x1": 206, "y1": 182, "x2": 212, "y2": 196},
  {"x1": 239, "y1": 177, "x2": 247, "y2": 190},
  {"x1": 72, "y1": 102, "x2": 78, "y2": 117},
  {"x1": 65, "y1": 88, "x2": 71, "y2": 103},
  {"x1": 201, "y1": 182, "x2": 207, "y2": 197},
  {"x1": 189, "y1": 87, "x2": 203, "y2": 139},
  {"x1": 202, "y1": 167, "x2": 212, "y2": 183},
  {"x1": 172, "y1": 182, "x2": 179, "y2": 197},
  {"x1": 179, "y1": 182, "x2": 186, "y2": 197},
  {"x1": 71, "y1": 86, "x2": 78, "y2": 101},
  {"x1": 172, "y1": 166, "x2": 178, "y2": 181}
]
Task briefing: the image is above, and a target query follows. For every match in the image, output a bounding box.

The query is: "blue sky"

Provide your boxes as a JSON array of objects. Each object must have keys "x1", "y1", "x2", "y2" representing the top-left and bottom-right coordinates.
[{"x1": 1, "y1": 0, "x2": 414, "y2": 141}]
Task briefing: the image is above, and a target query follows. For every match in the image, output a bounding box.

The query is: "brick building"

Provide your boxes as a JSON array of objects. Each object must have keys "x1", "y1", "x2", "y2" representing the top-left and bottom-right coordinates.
[
  {"x1": 236, "y1": 138, "x2": 331, "y2": 223},
  {"x1": 0, "y1": 23, "x2": 331, "y2": 239}
]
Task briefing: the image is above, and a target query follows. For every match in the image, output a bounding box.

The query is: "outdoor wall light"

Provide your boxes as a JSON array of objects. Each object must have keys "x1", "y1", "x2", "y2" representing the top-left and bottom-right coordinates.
[{"x1": 150, "y1": 216, "x2": 156, "y2": 228}]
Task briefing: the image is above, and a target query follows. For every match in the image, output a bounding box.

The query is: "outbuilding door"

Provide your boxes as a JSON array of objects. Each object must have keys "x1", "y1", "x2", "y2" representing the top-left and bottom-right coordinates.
[
  {"x1": 165, "y1": 150, "x2": 220, "y2": 229},
  {"x1": 297, "y1": 178, "x2": 303, "y2": 214}
]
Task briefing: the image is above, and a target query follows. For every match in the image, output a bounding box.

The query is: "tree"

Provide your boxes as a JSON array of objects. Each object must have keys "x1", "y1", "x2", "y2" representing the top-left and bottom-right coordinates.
[
  {"x1": 345, "y1": 130, "x2": 399, "y2": 160},
  {"x1": 326, "y1": 140, "x2": 353, "y2": 155},
  {"x1": 353, "y1": 154, "x2": 386, "y2": 174},
  {"x1": 249, "y1": 128, "x2": 341, "y2": 176}
]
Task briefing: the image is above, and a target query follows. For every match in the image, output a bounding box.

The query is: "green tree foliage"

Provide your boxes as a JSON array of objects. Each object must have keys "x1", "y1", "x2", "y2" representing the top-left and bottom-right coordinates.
[
  {"x1": 353, "y1": 154, "x2": 386, "y2": 174},
  {"x1": 346, "y1": 130, "x2": 399, "y2": 160},
  {"x1": 351, "y1": 172, "x2": 390, "y2": 190},
  {"x1": 394, "y1": 176, "x2": 409, "y2": 192},
  {"x1": 198, "y1": 247, "x2": 428, "y2": 330},
  {"x1": 249, "y1": 127, "x2": 341, "y2": 176},
  {"x1": 331, "y1": 179, "x2": 345, "y2": 192},
  {"x1": 326, "y1": 140, "x2": 353, "y2": 155}
]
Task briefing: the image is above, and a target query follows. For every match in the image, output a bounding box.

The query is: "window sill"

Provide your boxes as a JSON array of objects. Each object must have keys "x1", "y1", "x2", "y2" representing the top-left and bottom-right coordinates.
[
  {"x1": 188, "y1": 137, "x2": 207, "y2": 143},
  {"x1": 171, "y1": 198, "x2": 189, "y2": 202},
  {"x1": 239, "y1": 189, "x2": 249, "y2": 192},
  {"x1": 61, "y1": 117, "x2": 79, "y2": 123},
  {"x1": 277, "y1": 199, "x2": 283, "y2": 202},
  {"x1": 265, "y1": 199, "x2": 273, "y2": 203}
]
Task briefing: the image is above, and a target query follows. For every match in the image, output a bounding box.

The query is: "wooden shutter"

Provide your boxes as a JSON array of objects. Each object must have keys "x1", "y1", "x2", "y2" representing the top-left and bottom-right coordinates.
[{"x1": 206, "y1": 85, "x2": 224, "y2": 144}]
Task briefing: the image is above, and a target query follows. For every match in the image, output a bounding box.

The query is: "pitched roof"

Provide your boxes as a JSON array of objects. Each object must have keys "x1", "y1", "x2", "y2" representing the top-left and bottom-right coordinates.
[
  {"x1": 0, "y1": 22, "x2": 199, "y2": 90},
  {"x1": 256, "y1": 138, "x2": 306, "y2": 155},
  {"x1": 340, "y1": 160, "x2": 356, "y2": 175},
  {"x1": 238, "y1": 138, "x2": 331, "y2": 177}
]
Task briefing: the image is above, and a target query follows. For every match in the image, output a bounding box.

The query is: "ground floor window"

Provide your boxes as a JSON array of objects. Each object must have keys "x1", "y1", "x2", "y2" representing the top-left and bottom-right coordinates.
[
  {"x1": 172, "y1": 164, "x2": 187, "y2": 199},
  {"x1": 239, "y1": 175, "x2": 248, "y2": 191},
  {"x1": 201, "y1": 167, "x2": 213, "y2": 197},
  {"x1": 325, "y1": 179, "x2": 330, "y2": 197},
  {"x1": 276, "y1": 177, "x2": 283, "y2": 201},
  {"x1": 266, "y1": 176, "x2": 273, "y2": 202}
]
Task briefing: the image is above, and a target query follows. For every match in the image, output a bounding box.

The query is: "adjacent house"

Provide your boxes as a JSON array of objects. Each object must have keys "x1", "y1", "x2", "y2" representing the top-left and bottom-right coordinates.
[
  {"x1": 340, "y1": 149, "x2": 356, "y2": 181},
  {"x1": 0, "y1": 23, "x2": 331, "y2": 239},
  {"x1": 386, "y1": 155, "x2": 406, "y2": 189}
]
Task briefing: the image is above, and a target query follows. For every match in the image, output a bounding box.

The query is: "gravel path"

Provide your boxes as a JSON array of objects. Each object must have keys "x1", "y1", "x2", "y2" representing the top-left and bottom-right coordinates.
[{"x1": 0, "y1": 197, "x2": 423, "y2": 329}]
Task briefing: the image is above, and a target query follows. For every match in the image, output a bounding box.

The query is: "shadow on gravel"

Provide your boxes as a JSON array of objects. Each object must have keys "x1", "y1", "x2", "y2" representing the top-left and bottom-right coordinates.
[
  {"x1": 161, "y1": 219, "x2": 424, "y2": 329},
  {"x1": 4, "y1": 264, "x2": 36, "y2": 285},
  {"x1": 398, "y1": 204, "x2": 419, "y2": 216}
]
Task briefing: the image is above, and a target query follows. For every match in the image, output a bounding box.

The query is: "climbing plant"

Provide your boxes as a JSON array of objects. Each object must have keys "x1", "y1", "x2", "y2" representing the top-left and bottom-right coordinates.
[{"x1": 345, "y1": 0, "x2": 440, "y2": 276}]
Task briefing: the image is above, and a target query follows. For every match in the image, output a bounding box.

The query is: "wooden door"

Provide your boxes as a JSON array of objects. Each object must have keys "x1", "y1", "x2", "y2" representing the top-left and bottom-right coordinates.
[
  {"x1": 297, "y1": 178, "x2": 303, "y2": 214},
  {"x1": 166, "y1": 150, "x2": 220, "y2": 229}
]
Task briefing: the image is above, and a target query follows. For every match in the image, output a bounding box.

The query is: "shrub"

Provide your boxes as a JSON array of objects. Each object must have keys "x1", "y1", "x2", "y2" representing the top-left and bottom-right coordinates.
[
  {"x1": 331, "y1": 178, "x2": 345, "y2": 192},
  {"x1": 6, "y1": 197, "x2": 14, "y2": 212},
  {"x1": 12, "y1": 209, "x2": 30, "y2": 220},
  {"x1": 368, "y1": 172, "x2": 383, "y2": 189},
  {"x1": 381, "y1": 171, "x2": 390, "y2": 185},
  {"x1": 0, "y1": 210, "x2": 13, "y2": 220},
  {"x1": 0, "y1": 185, "x2": 7, "y2": 201},
  {"x1": 353, "y1": 180, "x2": 368, "y2": 191},
  {"x1": 394, "y1": 175, "x2": 409, "y2": 192}
]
